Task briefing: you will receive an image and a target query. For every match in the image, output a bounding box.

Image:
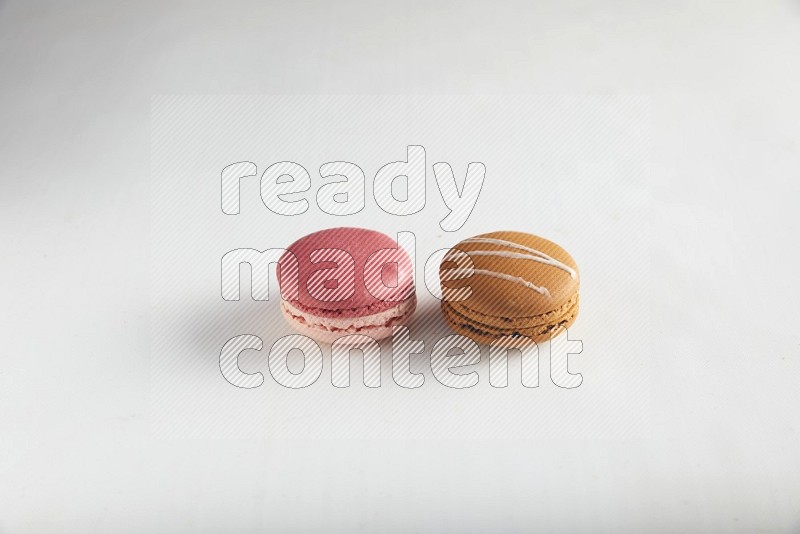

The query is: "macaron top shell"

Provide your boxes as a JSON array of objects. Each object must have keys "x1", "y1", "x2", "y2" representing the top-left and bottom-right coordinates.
[
  {"x1": 441, "y1": 231, "x2": 579, "y2": 318},
  {"x1": 278, "y1": 227, "x2": 414, "y2": 318}
]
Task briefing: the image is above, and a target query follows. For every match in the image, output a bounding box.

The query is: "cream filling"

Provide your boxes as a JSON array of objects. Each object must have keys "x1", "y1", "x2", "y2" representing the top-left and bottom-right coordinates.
[{"x1": 281, "y1": 297, "x2": 416, "y2": 333}]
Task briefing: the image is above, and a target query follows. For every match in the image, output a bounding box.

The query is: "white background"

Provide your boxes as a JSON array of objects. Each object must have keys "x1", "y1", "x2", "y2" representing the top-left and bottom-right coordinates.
[
  {"x1": 1, "y1": 1, "x2": 799, "y2": 532},
  {"x1": 150, "y1": 94, "x2": 649, "y2": 441}
]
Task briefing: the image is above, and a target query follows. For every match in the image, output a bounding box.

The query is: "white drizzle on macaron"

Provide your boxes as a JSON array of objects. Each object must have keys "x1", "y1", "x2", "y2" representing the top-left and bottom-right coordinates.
[{"x1": 443, "y1": 236, "x2": 576, "y2": 299}]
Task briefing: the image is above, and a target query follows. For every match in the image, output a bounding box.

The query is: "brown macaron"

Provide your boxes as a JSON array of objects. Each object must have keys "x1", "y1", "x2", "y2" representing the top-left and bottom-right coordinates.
[{"x1": 440, "y1": 231, "x2": 579, "y2": 344}]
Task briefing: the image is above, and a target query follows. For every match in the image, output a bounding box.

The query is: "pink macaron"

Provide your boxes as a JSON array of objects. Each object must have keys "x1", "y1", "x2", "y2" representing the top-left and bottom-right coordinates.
[{"x1": 277, "y1": 227, "x2": 416, "y2": 343}]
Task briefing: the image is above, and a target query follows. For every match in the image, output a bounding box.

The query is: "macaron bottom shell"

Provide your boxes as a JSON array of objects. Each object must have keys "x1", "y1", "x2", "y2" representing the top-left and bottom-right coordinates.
[{"x1": 441, "y1": 292, "x2": 579, "y2": 345}]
